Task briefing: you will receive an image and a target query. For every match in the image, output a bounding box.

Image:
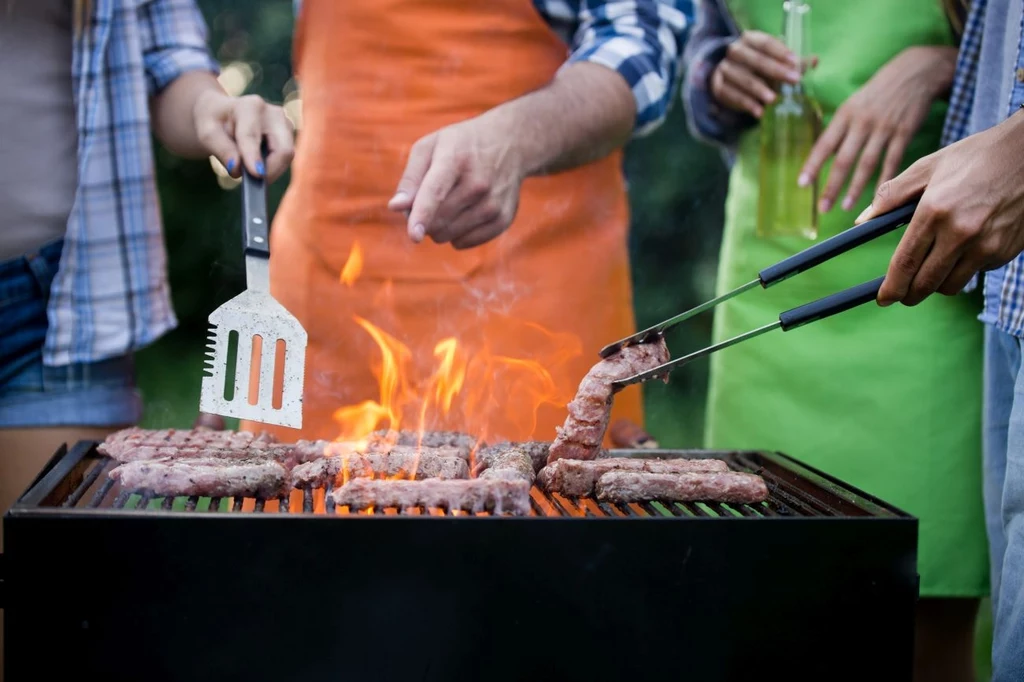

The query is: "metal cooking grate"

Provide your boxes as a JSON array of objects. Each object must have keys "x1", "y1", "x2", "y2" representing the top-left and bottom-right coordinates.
[{"x1": 27, "y1": 443, "x2": 899, "y2": 519}]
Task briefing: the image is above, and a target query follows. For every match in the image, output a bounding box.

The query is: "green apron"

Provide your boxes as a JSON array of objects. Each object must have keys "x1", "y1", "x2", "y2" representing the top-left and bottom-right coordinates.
[{"x1": 706, "y1": 0, "x2": 988, "y2": 597}]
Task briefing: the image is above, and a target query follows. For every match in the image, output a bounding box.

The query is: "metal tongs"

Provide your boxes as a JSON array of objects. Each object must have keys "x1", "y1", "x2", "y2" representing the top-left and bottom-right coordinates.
[{"x1": 604, "y1": 201, "x2": 918, "y2": 392}]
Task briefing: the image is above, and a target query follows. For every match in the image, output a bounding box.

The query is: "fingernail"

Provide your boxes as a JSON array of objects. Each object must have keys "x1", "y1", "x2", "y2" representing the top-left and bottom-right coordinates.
[
  {"x1": 842, "y1": 197, "x2": 854, "y2": 211},
  {"x1": 256, "y1": 161, "x2": 266, "y2": 177},
  {"x1": 226, "y1": 158, "x2": 236, "y2": 174},
  {"x1": 411, "y1": 223, "x2": 426, "y2": 242},
  {"x1": 389, "y1": 192, "x2": 408, "y2": 207},
  {"x1": 797, "y1": 173, "x2": 810, "y2": 188},
  {"x1": 819, "y1": 199, "x2": 832, "y2": 213},
  {"x1": 787, "y1": 70, "x2": 802, "y2": 82},
  {"x1": 855, "y1": 204, "x2": 873, "y2": 224}
]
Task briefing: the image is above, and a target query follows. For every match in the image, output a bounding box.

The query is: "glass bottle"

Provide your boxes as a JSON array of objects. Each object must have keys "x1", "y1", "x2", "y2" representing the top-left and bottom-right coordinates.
[{"x1": 757, "y1": 0, "x2": 821, "y2": 240}]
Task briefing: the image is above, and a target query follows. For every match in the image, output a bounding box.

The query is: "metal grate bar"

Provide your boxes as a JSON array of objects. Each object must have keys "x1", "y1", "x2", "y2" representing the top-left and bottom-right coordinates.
[
  {"x1": 325, "y1": 483, "x2": 335, "y2": 514},
  {"x1": 161, "y1": 496, "x2": 174, "y2": 511},
  {"x1": 253, "y1": 499, "x2": 265, "y2": 513},
  {"x1": 62, "y1": 461, "x2": 106, "y2": 508},
  {"x1": 136, "y1": 490, "x2": 154, "y2": 510},
  {"x1": 278, "y1": 495, "x2": 290, "y2": 513},
  {"x1": 185, "y1": 496, "x2": 199, "y2": 512},
  {"x1": 87, "y1": 476, "x2": 116, "y2": 508},
  {"x1": 112, "y1": 489, "x2": 131, "y2": 509},
  {"x1": 208, "y1": 497, "x2": 221, "y2": 513},
  {"x1": 303, "y1": 489, "x2": 313, "y2": 513}
]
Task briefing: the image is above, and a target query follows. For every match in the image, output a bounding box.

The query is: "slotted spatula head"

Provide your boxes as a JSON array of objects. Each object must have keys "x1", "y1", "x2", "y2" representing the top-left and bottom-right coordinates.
[{"x1": 199, "y1": 159, "x2": 307, "y2": 429}]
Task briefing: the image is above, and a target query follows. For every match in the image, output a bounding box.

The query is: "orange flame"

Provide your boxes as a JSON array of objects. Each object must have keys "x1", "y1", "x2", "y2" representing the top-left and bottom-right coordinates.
[
  {"x1": 332, "y1": 313, "x2": 580, "y2": 462},
  {"x1": 339, "y1": 242, "x2": 363, "y2": 286}
]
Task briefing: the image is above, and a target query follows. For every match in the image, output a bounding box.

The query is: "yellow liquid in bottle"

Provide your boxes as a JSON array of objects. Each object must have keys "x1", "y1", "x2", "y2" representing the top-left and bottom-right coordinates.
[{"x1": 757, "y1": 86, "x2": 820, "y2": 240}]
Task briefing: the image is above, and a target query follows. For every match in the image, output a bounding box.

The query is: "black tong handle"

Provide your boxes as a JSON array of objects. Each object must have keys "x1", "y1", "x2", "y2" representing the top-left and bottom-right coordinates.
[
  {"x1": 241, "y1": 144, "x2": 269, "y2": 259},
  {"x1": 779, "y1": 276, "x2": 883, "y2": 331},
  {"x1": 758, "y1": 201, "x2": 918, "y2": 288}
]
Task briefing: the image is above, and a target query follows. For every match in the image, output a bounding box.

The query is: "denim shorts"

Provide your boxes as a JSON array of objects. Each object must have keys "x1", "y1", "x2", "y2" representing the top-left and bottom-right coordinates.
[{"x1": 0, "y1": 239, "x2": 142, "y2": 428}]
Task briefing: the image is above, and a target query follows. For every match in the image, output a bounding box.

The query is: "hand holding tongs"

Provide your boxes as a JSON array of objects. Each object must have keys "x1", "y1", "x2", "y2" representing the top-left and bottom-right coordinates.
[{"x1": 604, "y1": 201, "x2": 918, "y2": 392}]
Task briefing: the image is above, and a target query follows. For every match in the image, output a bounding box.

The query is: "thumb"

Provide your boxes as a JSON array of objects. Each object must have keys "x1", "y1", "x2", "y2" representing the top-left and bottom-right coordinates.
[
  {"x1": 388, "y1": 134, "x2": 438, "y2": 212},
  {"x1": 854, "y1": 154, "x2": 934, "y2": 224}
]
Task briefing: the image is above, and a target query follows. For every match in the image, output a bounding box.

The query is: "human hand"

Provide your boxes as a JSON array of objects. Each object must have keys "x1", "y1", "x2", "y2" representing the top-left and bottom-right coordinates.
[
  {"x1": 799, "y1": 46, "x2": 957, "y2": 213},
  {"x1": 710, "y1": 31, "x2": 807, "y2": 119},
  {"x1": 855, "y1": 109, "x2": 1024, "y2": 307},
  {"x1": 192, "y1": 90, "x2": 295, "y2": 183},
  {"x1": 388, "y1": 113, "x2": 526, "y2": 249}
]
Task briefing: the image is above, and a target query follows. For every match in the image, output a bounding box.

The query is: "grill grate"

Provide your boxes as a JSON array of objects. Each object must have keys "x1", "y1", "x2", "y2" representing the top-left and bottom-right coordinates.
[{"x1": 25, "y1": 444, "x2": 900, "y2": 519}]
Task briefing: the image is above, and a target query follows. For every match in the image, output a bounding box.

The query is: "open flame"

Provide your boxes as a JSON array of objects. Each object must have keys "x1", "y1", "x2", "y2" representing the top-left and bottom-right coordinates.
[
  {"x1": 339, "y1": 241, "x2": 363, "y2": 287},
  {"x1": 329, "y1": 241, "x2": 581, "y2": 477}
]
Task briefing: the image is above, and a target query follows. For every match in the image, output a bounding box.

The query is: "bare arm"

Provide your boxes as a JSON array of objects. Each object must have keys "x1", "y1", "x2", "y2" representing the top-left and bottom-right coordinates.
[{"x1": 478, "y1": 61, "x2": 636, "y2": 177}]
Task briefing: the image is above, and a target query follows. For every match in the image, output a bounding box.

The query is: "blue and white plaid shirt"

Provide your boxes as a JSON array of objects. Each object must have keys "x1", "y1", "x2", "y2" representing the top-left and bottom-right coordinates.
[
  {"x1": 292, "y1": 0, "x2": 694, "y2": 136},
  {"x1": 47, "y1": 0, "x2": 219, "y2": 366},
  {"x1": 940, "y1": 0, "x2": 1024, "y2": 337}
]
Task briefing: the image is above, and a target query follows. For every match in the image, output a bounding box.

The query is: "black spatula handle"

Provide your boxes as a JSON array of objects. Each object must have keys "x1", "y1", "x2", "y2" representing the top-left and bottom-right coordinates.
[
  {"x1": 241, "y1": 145, "x2": 269, "y2": 259},
  {"x1": 758, "y1": 201, "x2": 918, "y2": 288},
  {"x1": 779, "y1": 276, "x2": 884, "y2": 331}
]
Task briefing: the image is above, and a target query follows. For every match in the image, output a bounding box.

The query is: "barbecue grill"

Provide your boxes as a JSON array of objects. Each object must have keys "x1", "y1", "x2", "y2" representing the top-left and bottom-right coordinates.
[{"x1": 3, "y1": 440, "x2": 918, "y2": 682}]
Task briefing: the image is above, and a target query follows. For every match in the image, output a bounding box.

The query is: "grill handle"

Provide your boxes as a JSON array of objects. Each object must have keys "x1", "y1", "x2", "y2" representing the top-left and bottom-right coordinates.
[
  {"x1": 779, "y1": 277, "x2": 884, "y2": 331},
  {"x1": 758, "y1": 201, "x2": 918, "y2": 288}
]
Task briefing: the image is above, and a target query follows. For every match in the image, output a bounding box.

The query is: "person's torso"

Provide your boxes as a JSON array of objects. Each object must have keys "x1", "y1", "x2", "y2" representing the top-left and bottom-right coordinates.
[
  {"x1": 967, "y1": 0, "x2": 1024, "y2": 136},
  {"x1": 283, "y1": 0, "x2": 629, "y2": 281},
  {"x1": 0, "y1": 0, "x2": 78, "y2": 261}
]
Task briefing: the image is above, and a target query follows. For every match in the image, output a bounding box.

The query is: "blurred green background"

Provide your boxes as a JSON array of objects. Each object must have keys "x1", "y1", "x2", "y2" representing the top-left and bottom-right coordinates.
[{"x1": 135, "y1": 3, "x2": 990, "y2": 677}]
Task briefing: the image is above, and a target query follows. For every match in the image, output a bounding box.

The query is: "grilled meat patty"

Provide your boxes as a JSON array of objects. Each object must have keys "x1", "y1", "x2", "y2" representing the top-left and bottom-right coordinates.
[
  {"x1": 332, "y1": 478, "x2": 531, "y2": 515},
  {"x1": 291, "y1": 448, "x2": 470, "y2": 488},
  {"x1": 547, "y1": 339, "x2": 670, "y2": 465},
  {"x1": 538, "y1": 457, "x2": 730, "y2": 498},
  {"x1": 595, "y1": 471, "x2": 769, "y2": 505},
  {"x1": 109, "y1": 456, "x2": 291, "y2": 499}
]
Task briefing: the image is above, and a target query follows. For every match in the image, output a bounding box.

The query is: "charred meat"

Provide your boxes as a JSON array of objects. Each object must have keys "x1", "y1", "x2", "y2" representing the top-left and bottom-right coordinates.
[
  {"x1": 538, "y1": 457, "x2": 730, "y2": 498},
  {"x1": 472, "y1": 441, "x2": 548, "y2": 478},
  {"x1": 291, "y1": 447, "x2": 470, "y2": 488},
  {"x1": 332, "y1": 478, "x2": 531, "y2": 515},
  {"x1": 109, "y1": 456, "x2": 290, "y2": 499},
  {"x1": 547, "y1": 339, "x2": 670, "y2": 465},
  {"x1": 595, "y1": 471, "x2": 769, "y2": 505}
]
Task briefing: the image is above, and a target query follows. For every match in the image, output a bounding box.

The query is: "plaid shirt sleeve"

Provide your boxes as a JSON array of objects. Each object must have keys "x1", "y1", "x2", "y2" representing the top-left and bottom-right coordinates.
[
  {"x1": 679, "y1": 0, "x2": 754, "y2": 155},
  {"x1": 137, "y1": 0, "x2": 220, "y2": 95},
  {"x1": 550, "y1": 1, "x2": 694, "y2": 136}
]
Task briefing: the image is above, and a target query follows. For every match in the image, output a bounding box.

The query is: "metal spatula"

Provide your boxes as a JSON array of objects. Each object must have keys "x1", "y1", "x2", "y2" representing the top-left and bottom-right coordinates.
[{"x1": 200, "y1": 156, "x2": 307, "y2": 428}]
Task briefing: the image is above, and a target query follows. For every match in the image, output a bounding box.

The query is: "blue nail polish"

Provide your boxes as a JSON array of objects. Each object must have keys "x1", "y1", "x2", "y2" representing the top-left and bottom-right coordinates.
[
  {"x1": 226, "y1": 158, "x2": 236, "y2": 173},
  {"x1": 256, "y1": 161, "x2": 266, "y2": 177}
]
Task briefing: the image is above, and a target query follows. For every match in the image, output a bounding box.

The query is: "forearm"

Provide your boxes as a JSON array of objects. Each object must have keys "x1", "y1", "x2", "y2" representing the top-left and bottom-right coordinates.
[
  {"x1": 151, "y1": 70, "x2": 226, "y2": 158},
  {"x1": 484, "y1": 62, "x2": 635, "y2": 178}
]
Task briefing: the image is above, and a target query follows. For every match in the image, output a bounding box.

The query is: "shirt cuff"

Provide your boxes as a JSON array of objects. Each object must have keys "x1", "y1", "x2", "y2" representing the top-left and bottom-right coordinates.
[{"x1": 146, "y1": 49, "x2": 221, "y2": 97}]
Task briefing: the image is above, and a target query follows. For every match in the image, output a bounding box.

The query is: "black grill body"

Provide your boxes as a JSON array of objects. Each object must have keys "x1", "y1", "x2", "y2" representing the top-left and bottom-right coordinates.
[{"x1": 2, "y1": 441, "x2": 918, "y2": 682}]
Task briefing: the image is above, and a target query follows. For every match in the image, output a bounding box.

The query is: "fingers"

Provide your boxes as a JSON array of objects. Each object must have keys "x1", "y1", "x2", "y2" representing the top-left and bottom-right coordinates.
[
  {"x1": 855, "y1": 153, "x2": 934, "y2": 224},
  {"x1": 716, "y1": 61, "x2": 777, "y2": 116},
  {"x1": 902, "y1": 237, "x2": 962, "y2": 306},
  {"x1": 878, "y1": 212, "x2": 936, "y2": 306},
  {"x1": 877, "y1": 129, "x2": 912, "y2": 192},
  {"x1": 194, "y1": 105, "x2": 240, "y2": 176},
  {"x1": 799, "y1": 115, "x2": 848, "y2": 189},
  {"x1": 451, "y1": 220, "x2": 505, "y2": 250},
  {"x1": 407, "y1": 149, "x2": 459, "y2": 243},
  {"x1": 389, "y1": 135, "x2": 438, "y2": 214},
  {"x1": 742, "y1": 31, "x2": 800, "y2": 70},
  {"x1": 819, "y1": 123, "x2": 868, "y2": 212},
  {"x1": 938, "y1": 256, "x2": 983, "y2": 296},
  {"x1": 232, "y1": 95, "x2": 268, "y2": 178},
  {"x1": 430, "y1": 193, "x2": 503, "y2": 245},
  {"x1": 842, "y1": 131, "x2": 888, "y2": 211},
  {"x1": 260, "y1": 105, "x2": 295, "y2": 183},
  {"x1": 728, "y1": 37, "x2": 800, "y2": 84},
  {"x1": 712, "y1": 71, "x2": 768, "y2": 117}
]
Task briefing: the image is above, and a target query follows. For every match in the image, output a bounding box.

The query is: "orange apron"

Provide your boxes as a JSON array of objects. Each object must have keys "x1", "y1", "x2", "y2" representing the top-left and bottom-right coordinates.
[{"x1": 248, "y1": 0, "x2": 643, "y2": 443}]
